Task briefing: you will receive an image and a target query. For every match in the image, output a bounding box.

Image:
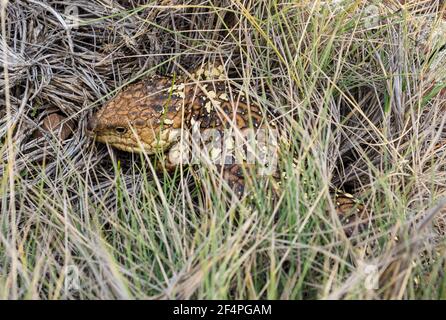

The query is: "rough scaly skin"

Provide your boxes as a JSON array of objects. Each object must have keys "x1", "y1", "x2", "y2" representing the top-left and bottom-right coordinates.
[
  {"x1": 88, "y1": 63, "x2": 278, "y2": 195},
  {"x1": 87, "y1": 63, "x2": 368, "y2": 234}
]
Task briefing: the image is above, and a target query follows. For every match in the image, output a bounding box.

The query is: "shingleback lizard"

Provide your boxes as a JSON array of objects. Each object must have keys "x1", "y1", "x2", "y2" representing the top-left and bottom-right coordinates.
[{"x1": 87, "y1": 62, "x2": 368, "y2": 236}]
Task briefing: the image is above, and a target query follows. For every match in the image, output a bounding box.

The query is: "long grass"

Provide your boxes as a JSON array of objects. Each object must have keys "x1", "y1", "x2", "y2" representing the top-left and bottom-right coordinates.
[{"x1": 0, "y1": 0, "x2": 445, "y2": 299}]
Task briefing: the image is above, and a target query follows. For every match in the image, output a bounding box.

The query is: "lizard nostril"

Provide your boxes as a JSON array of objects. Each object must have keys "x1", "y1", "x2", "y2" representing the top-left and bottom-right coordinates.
[{"x1": 86, "y1": 117, "x2": 97, "y2": 133}]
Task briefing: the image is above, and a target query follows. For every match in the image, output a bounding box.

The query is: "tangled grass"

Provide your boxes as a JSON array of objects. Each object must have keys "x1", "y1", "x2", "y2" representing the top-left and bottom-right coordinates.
[{"x1": 0, "y1": 0, "x2": 445, "y2": 299}]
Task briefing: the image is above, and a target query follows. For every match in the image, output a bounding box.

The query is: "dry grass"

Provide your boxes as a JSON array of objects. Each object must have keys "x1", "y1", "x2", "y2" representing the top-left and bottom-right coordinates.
[{"x1": 0, "y1": 0, "x2": 445, "y2": 299}]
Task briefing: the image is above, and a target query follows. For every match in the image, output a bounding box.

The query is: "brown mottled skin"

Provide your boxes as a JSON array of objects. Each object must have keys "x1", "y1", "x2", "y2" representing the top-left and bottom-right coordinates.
[
  {"x1": 87, "y1": 63, "x2": 368, "y2": 234},
  {"x1": 87, "y1": 64, "x2": 269, "y2": 195}
]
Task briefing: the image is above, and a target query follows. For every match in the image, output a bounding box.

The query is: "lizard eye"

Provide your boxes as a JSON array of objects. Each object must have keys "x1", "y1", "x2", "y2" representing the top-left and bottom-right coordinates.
[{"x1": 115, "y1": 127, "x2": 127, "y2": 134}]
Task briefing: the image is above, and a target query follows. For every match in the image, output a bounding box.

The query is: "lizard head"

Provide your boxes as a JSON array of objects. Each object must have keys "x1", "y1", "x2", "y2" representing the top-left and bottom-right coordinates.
[{"x1": 87, "y1": 76, "x2": 187, "y2": 154}]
